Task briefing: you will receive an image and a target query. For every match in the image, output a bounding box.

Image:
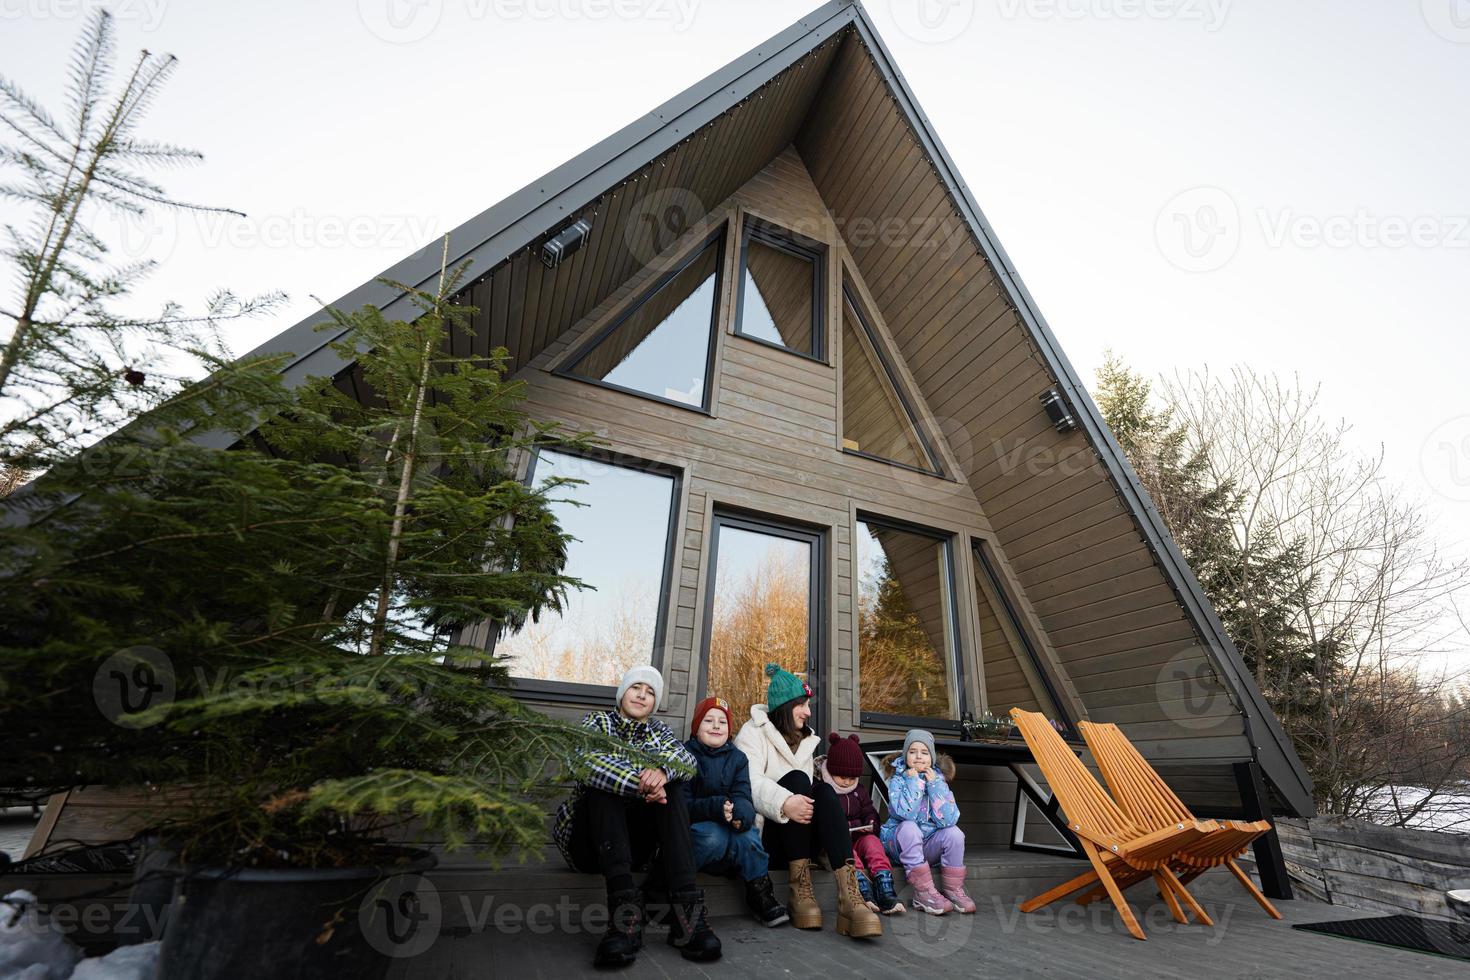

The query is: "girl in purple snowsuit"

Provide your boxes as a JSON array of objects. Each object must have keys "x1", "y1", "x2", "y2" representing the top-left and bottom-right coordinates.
[{"x1": 878, "y1": 728, "x2": 975, "y2": 915}]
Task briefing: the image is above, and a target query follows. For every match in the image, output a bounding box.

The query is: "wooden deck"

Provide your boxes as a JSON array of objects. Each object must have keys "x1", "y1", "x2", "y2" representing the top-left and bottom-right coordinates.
[{"x1": 388, "y1": 848, "x2": 1469, "y2": 979}]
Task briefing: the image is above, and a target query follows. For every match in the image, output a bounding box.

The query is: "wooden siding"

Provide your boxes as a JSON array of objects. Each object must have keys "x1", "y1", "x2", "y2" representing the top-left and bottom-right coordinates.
[
  {"x1": 502, "y1": 147, "x2": 1051, "y2": 844},
  {"x1": 795, "y1": 36, "x2": 1252, "y2": 763}
]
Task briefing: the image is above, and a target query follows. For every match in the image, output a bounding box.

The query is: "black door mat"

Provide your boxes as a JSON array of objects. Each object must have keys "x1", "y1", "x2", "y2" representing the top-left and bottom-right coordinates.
[{"x1": 1293, "y1": 913, "x2": 1470, "y2": 962}]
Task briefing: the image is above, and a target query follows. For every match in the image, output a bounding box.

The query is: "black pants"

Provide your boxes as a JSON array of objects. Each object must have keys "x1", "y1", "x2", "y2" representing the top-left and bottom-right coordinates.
[
  {"x1": 761, "y1": 769, "x2": 854, "y2": 870},
  {"x1": 566, "y1": 786, "x2": 697, "y2": 896}
]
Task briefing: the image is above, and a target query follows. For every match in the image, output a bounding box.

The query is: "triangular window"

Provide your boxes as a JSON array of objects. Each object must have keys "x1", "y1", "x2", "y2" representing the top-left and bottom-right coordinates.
[
  {"x1": 840, "y1": 283, "x2": 941, "y2": 474},
  {"x1": 560, "y1": 230, "x2": 724, "y2": 410},
  {"x1": 972, "y1": 538, "x2": 1074, "y2": 737}
]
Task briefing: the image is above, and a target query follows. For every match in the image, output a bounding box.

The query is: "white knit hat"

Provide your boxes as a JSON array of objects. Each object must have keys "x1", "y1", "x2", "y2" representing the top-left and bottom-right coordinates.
[{"x1": 616, "y1": 665, "x2": 664, "y2": 712}]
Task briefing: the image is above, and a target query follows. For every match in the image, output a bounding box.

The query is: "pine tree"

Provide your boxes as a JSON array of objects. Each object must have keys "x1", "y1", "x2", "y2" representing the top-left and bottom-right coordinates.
[
  {"x1": 2, "y1": 244, "x2": 682, "y2": 866},
  {"x1": 0, "y1": 11, "x2": 280, "y2": 476},
  {"x1": 1, "y1": 15, "x2": 681, "y2": 868}
]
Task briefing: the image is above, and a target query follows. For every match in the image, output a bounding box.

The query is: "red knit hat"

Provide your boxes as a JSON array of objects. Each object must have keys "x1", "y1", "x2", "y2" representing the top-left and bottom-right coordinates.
[
  {"x1": 825, "y1": 732, "x2": 865, "y2": 778},
  {"x1": 691, "y1": 696, "x2": 732, "y2": 737}
]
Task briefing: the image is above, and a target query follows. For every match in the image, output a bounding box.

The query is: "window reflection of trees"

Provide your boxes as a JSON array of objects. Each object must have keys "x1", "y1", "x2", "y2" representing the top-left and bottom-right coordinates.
[
  {"x1": 857, "y1": 524, "x2": 955, "y2": 721},
  {"x1": 707, "y1": 538, "x2": 809, "y2": 733},
  {"x1": 495, "y1": 582, "x2": 657, "y2": 687}
]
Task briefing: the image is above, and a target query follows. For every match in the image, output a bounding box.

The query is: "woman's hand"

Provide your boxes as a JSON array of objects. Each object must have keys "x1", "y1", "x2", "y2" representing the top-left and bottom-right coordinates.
[
  {"x1": 723, "y1": 799, "x2": 735, "y2": 824},
  {"x1": 782, "y1": 794, "x2": 815, "y2": 824}
]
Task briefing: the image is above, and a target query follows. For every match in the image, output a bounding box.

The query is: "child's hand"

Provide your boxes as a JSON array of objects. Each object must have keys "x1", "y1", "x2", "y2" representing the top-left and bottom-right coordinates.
[
  {"x1": 638, "y1": 768, "x2": 668, "y2": 802},
  {"x1": 923, "y1": 769, "x2": 937, "y2": 783},
  {"x1": 904, "y1": 768, "x2": 918, "y2": 779},
  {"x1": 723, "y1": 799, "x2": 735, "y2": 823}
]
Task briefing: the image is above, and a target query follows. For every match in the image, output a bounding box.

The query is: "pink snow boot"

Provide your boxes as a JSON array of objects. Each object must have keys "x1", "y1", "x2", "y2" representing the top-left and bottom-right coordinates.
[
  {"x1": 905, "y1": 864, "x2": 952, "y2": 915},
  {"x1": 940, "y1": 865, "x2": 976, "y2": 914}
]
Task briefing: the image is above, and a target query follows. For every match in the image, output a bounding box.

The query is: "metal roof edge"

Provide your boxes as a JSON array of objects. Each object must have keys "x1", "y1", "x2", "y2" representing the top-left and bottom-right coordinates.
[{"x1": 842, "y1": 0, "x2": 1314, "y2": 816}]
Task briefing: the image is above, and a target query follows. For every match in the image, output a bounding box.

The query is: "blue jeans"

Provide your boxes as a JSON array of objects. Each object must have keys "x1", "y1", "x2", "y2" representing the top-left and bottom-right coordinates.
[{"x1": 689, "y1": 820, "x2": 769, "y2": 881}]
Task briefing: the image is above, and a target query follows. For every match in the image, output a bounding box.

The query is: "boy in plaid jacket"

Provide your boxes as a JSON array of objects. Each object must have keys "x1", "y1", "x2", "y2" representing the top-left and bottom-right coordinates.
[{"x1": 552, "y1": 666, "x2": 721, "y2": 968}]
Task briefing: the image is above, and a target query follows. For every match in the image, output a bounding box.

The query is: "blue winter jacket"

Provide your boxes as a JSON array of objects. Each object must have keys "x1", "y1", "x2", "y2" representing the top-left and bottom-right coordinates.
[
  {"x1": 879, "y1": 755, "x2": 960, "y2": 852},
  {"x1": 682, "y1": 737, "x2": 758, "y2": 830}
]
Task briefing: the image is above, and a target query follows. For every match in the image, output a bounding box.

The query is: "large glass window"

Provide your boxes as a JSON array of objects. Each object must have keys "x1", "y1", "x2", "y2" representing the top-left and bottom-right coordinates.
[
  {"x1": 493, "y1": 449, "x2": 678, "y2": 691},
  {"x1": 856, "y1": 516, "x2": 962, "y2": 724},
  {"x1": 560, "y1": 232, "x2": 723, "y2": 409},
  {"x1": 701, "y1": 514, "x2": 821, "y2": 735},
  {"x1": 735, "y1": 221, "x2": 824, "y2": 360},
  {"x1": 972, "y1": 539, "x2": 1073, "y2": 735},
  {"x1": 840, "y1": 284, "x2": 941, "y2": 475}
]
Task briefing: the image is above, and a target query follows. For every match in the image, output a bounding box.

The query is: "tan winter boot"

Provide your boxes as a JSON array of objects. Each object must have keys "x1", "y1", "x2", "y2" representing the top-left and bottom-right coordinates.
[
  {"x1": 834, "y1": 861, "x2": 883, "y2": 938},
  {"x1": 786, "y1": 859, "x2": 823, "y2": 929}
]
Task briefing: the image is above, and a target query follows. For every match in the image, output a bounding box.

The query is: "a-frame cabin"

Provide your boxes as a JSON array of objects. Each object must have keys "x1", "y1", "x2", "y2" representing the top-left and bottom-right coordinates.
[{"x1": 234, "y1": 0, "x2": 1314, "y2": 850}]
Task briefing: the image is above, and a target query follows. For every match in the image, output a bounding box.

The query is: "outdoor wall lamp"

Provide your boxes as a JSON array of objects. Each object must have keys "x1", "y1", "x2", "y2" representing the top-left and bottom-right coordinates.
[
  {"x1": 1040, "y1": 388, "x2": 1079, "y2": 434},
  {"x1": 540, "y1": 218, "x2": 591, "y2": 269}
]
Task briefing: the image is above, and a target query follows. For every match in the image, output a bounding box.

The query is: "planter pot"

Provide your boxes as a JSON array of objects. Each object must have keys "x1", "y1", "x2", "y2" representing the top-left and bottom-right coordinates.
[{"x1": 156, "y1": 847, "x2": 437, "y2": 980}]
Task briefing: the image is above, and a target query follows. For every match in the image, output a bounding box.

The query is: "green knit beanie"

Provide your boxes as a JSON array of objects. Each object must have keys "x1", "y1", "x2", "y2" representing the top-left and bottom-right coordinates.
[{"x1": 765, "y1": 662, "x2": 811, "y2": 712}]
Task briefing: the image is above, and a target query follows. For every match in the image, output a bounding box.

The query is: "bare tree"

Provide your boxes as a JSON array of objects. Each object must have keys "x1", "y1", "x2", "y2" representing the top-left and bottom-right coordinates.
[{"x1": 1159, "y1": 366, "x2": 1470, "y2": 823}]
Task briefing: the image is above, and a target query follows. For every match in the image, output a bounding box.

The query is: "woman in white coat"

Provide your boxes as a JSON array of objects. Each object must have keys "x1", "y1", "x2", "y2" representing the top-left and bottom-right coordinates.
[{"x1": 732, "y1": 664, "x2": 881, "y2": 939}]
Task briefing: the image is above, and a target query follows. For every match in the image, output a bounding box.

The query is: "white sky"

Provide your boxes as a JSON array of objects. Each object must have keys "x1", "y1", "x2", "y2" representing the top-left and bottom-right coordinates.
[{"x1": 3, "y1": 0, "x2": 1467, "y2": 675}]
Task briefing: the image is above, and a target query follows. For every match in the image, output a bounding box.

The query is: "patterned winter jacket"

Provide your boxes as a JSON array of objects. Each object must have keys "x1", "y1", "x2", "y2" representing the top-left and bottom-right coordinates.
[
  {"x1": 878, "y1": 752, "x2": 959, "y2": 852},
  {"x1": 552, "y1": 708, "x2": 697, "y2": 867}
]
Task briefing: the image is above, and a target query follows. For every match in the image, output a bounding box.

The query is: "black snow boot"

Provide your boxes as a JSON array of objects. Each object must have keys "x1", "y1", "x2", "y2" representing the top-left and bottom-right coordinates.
[
  {"x1": 666, "y1": 887, "x2": 722, "y2": 962},
  {"x1": 593, "y1": 888, "x2": 644, "y2": 969},
  {"x1": 744, "y1": 874, "x2": 791, "y2": 927}
]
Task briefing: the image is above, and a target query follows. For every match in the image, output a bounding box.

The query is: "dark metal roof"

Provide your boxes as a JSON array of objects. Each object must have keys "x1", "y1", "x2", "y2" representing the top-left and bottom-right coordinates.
[{"x1": 217, "y1": 0, "x2": 1315, "y2": 815}]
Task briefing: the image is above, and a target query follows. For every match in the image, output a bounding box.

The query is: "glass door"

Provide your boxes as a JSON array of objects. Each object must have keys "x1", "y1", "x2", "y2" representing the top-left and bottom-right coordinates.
[{"x1": 698, "y1": 511, "x2": 824, "y2": 737}]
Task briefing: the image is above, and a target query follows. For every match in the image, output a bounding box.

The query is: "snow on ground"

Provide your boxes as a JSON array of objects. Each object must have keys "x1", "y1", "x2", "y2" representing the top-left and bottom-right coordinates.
[
  {"x1": 0, "y1": 817, "x2": 39, "y2": 862},
  {"x1": 0, "y1": 891, "x2": 157, "y2": 980},
  {"x1": 1361, "y1": 786, "x2": 1470, "y2": 833}
]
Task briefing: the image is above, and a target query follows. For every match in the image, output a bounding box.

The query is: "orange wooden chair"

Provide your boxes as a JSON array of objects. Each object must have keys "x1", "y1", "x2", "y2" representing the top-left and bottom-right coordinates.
[
  {"x1": 1008, "y1": 708, "x2": 1219, "y2": 940},
  {"x1": 1078, "y1": 720, "x2": 1282, "y2": 920}
]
